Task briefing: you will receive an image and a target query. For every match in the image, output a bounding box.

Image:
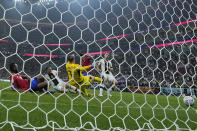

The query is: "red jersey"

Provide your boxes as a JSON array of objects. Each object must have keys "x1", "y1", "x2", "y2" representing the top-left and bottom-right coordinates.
[
  {"x1": 82, "y1": 56, "x2": 91, "y2": 73},
  {"x1": 10, "y1": 74, "x2": 30, "y2": 91}
]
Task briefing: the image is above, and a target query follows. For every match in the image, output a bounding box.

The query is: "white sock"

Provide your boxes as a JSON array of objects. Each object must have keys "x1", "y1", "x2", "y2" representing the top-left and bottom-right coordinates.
[
  {"x1": 99, "y1": 88, "x2": 103, "y2": 95},
  {"x1": 107, "y1": 88, "x2": 112, "y2": 96},
  {"x1": 69, "y1": 85, "x2": 77, "y2": 91}
]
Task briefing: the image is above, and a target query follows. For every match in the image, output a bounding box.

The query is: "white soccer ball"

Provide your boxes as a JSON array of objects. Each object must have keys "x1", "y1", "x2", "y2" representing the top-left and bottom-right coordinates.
[{"x1": 183, "y1": 96, "x2": 195, "y2": 106}]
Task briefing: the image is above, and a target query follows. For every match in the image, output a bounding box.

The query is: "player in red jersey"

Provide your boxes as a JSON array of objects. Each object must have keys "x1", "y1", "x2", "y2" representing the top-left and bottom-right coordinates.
[
  {"x1": 10, "y1": 63, "x2": 48, "y2": 92},
  {"x1": 81, "y1": 53, "x2": 91, "y2": 76}
]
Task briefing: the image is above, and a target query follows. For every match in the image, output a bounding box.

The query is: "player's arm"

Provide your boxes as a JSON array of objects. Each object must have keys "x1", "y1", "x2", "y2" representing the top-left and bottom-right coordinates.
[
  {"x1": 109, "y1": 61, "x2": 113, "y2": 72},
  {"x1": 21, "y1": 75, "x2": 28, "y2": 79},
  {"x1": 96, "y1": 60, "x2": 102, "y2": 72},
  {"x1": 66, "y1": 64, "x2": 73, "y2": 79},
  {"x1": 53, "y1": 70, "x2": 60, "y2": 78},
  {"x1": 109, "y1": 67, "x2": 113, "y2": 72},
  {"x1": 44, "y1": 73, "x2": 51, "y2": 80},
  {"x1": 78, "y1": 65, "x2": 91, "y2": 71},
  {"x1": 96, "y1": 66, "x2": 101, "y2": 72},
  {"x1": 21, "y1": 75, "x2": 30, "y2": 81},
  {"x1": 57, "y1": 69, "x2": 61, "y2": 76}
]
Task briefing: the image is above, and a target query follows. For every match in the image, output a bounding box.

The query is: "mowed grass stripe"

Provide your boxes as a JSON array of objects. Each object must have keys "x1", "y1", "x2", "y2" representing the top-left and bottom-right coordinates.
[{"x1": 0, "y1": 81, "x2": 197, "y2": 130}]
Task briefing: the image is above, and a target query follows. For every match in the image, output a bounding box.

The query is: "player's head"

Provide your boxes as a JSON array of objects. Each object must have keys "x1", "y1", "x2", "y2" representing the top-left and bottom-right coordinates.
[
  {"x1": 67, "y1": 55, "x2": 75, "y2": 63},
  {"x1": 10, "y1": 63, "x2": 18, "y2": 73},
  {"x1": 37, "y1": 75, "x2": 45, "y2": 83},
  {"x1": 81, "y1": 53, "x2": 89, "y2": 61},
  {"x1": 104, "y1": 53, "x2": 110, "y2": 60},
  {"x1": 46, "y1": 66, "x2": 52, "y2": 74}
]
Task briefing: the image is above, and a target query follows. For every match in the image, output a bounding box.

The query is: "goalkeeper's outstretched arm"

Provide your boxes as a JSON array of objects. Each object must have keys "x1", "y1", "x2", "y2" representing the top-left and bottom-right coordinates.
[{"x1": 78, "y1": 65, "x2": 91, "y2": 71}]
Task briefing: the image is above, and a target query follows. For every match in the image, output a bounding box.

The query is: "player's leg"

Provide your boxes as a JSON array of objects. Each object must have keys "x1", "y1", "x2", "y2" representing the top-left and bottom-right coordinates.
[
  {"x1": 37, "y1": 82, "x2": 48, "y2": 90},
  {"x1": 99, "y1": 84, "x2": 104, "y2": 96},
  {"x1": 111, "y1": 76, "x2": 119, "y2": 91},
  {"x1": 81, "y1": 85, "x2": 89, "y2": 96},
  {"x1": 99, "y1": 74, "x2": 107, "y2": 96},
  {"x1": 107, "y1": 88, "x2": 112, "y2": 97},
  {"x1": 88, "y1": 75, "x2": 105, "y2": 96},
  {"x1": 89, "y1": 75, "x2": 102, "y2": 83},
  {"x1": 53, "y1": 82, "x2": 68, "y2": 93},
  {"x1": 65, "y1": 82, "x2": 78, "y2": 93},
  {"x1": 114, "y1": 79, "x2": 118, "y2": 85},
  {"x1": 80, "y1": 76, "x2": 94, "y2": 97},
  {"x1": 37, "y1": 76, "x2": 48, "y2": 91},
  {"x1": 106, "y1": 74, "x2": 117, "y2": 97},
  {"x1": 80, "y1": 75, "x2": 103, "y2": 97},
  {"x1": 107, "y1": 73, "x2": 118, "y2": 86}
]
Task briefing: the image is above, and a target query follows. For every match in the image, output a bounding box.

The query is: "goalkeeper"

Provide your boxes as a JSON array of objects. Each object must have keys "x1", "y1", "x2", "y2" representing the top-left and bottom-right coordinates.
[{"x1": 66, "y1": 55, "x2": 102, "y2": 97}]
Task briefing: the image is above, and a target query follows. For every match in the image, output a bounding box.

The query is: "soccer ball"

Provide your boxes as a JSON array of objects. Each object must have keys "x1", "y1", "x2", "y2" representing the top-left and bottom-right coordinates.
[{"x1": 183, "y1": 96, "x2": 195, "y2": 106}]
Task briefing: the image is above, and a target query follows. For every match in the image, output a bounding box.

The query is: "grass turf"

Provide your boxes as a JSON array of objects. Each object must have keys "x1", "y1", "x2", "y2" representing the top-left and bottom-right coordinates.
[{"x1": 0, "y1": 81, "x2": 197, "y2": 131}]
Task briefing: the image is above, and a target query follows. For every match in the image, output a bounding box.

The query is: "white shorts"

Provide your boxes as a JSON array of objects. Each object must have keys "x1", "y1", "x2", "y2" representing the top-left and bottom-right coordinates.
[
  {"x1": 102, "y1": 72, "x2": 116, "y2": 82},
  {"x1": 54, "y1": 81, "x2": 66, "y2": 91}
]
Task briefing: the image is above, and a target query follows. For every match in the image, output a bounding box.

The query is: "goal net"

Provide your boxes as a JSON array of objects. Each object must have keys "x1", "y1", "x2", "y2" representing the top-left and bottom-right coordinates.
[{"x1": 0, "y1": 0, "x2": 197, "y2": 130}]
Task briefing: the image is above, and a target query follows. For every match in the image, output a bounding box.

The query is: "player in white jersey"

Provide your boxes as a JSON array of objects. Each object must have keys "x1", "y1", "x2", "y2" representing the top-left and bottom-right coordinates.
[
  {"x1": 97, "y1": 53, "x2": 118, "y2": 97},
  {"x1": 45, "y1": 66, "x2": 78, "y2": 93}
]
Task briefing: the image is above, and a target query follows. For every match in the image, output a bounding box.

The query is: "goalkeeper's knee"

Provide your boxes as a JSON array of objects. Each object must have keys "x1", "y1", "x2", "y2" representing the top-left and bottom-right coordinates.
[{"x1": 81, "y1": 89, "x2": 88, "y2": 96}]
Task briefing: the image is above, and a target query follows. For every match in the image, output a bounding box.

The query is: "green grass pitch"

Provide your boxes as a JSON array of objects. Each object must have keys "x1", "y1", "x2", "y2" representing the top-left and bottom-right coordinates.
[{"x1": 0, "y1": 81, "x2": 196, "y2": 131}]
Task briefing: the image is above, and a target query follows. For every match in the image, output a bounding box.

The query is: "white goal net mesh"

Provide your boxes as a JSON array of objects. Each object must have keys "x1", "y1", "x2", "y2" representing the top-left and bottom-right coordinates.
[{"x1": 0, "y1": 0, "x2": 197, "y2": 130}]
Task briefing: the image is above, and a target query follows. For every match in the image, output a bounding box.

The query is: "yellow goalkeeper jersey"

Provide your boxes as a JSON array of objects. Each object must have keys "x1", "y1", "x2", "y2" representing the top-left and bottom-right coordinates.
[{"x1": 66, "y1": 61, "x2": 91, "y2": 84}]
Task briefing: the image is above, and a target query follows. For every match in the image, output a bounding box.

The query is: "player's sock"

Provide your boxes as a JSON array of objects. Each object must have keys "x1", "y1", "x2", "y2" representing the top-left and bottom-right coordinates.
[
  {"x1": 99, "y1": 87, "x2": 103, "y2": 96},
  {"x1": 107, "y1": 88, "x2": 112, "y2": 97}
]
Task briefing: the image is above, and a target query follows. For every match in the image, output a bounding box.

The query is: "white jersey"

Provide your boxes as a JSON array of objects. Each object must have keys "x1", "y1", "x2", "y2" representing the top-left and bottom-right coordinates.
[
  {"x1": 45, "y1": 70, "x2": 65, "y2": 90},
  {"x1": 98, "y1": 59, "x2": 116, "y2": 82},
  {"x1": 98, "y1": 59, "x2": 112, "y2": 74}
]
